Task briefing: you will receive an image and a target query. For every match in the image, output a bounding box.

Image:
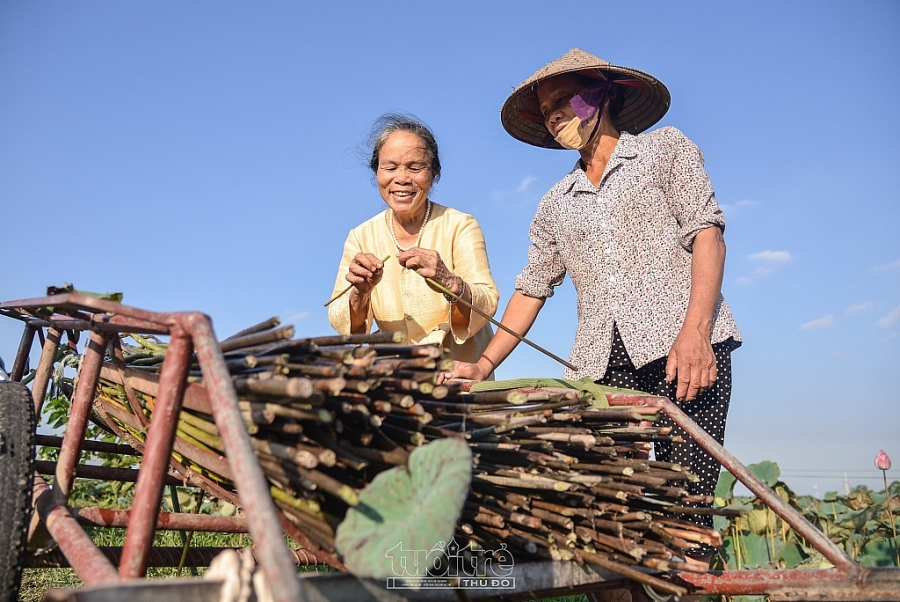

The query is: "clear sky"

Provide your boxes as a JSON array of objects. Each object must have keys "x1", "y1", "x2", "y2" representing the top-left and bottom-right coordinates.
[{"x1": 1, "y1": 1, "x2": 898, "y2": 496}]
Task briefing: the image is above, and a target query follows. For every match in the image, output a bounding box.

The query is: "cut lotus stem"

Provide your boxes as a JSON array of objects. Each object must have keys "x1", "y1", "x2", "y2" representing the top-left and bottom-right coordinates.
[{"x1": 424, "y1": 275, "x2": 578, "y2": 371}]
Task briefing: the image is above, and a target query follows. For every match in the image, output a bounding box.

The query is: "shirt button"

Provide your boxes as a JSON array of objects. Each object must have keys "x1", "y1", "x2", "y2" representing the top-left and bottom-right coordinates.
[
  {"x1": 406, "y1": 315, "x2": 413, "y2": 321},
  {"x1": 608, "y1": 276, "x2": 616, "y2": 284},
  {"x1": 600, "y1": 222, "x2": 607, "y2": 228},
  {"x1": 604, "y1": 248, "x2": 611, "y2": 255}
]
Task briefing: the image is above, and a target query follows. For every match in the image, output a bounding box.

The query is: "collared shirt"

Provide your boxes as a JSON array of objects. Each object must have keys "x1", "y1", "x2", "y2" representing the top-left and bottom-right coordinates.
[
  {"x1": 328, "y1": 202, "x2": 500, "y2": 363},
  {"x1": 515, "y1": 126, "x2": 741, "y2": 380}
]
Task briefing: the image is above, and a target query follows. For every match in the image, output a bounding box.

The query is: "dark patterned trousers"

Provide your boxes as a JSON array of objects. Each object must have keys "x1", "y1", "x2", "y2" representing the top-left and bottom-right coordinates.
[{"x1": 596, "y1": 328, "x2": 735, "y2": 556}]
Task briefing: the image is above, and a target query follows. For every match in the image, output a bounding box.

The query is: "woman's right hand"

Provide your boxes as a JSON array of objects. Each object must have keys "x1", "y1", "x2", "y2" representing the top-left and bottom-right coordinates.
[
  {"x1": 444, "y1": 359, "x2": 491, "y2": 383},
  {"x1": 346, "y1": 253, "x2": 385, "y2": 296}
]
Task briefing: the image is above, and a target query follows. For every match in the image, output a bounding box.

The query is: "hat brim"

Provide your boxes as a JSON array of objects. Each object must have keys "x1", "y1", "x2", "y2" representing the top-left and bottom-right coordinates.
[{"x1": 501, "y1": 60, "x2": 671, "y2": 149}]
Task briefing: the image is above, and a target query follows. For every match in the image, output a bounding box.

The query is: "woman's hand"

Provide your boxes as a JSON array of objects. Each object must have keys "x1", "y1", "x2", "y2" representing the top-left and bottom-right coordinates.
[
  {"x1": 439, "y1": 359, "x2": 492, "y2": 384},
  {"x1": 397, "y1": 248, "x2": 462, "y2": 294},
  {"x1": 665, "y1": 325, "x2": 717, "y2": 402},
  {"x1": 345, "y1": 253, "x2": 385, "y2": 296}
]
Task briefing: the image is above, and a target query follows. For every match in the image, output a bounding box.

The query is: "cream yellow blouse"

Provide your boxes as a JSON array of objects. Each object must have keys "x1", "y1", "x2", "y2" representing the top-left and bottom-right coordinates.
[{"x1": 328, "y1": 202, "x2": 499, "y2": 363}]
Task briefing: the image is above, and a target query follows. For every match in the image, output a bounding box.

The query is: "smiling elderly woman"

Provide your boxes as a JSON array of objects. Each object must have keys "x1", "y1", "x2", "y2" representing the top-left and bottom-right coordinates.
[{"x1": 327, "y1": 113, "x2": 499, "y2": 364}]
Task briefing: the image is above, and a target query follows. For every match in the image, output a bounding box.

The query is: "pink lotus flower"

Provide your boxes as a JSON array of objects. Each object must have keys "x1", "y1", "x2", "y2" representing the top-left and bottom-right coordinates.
[{"x1": 875, "y1": 450, "x2": 892, "y2": 471}]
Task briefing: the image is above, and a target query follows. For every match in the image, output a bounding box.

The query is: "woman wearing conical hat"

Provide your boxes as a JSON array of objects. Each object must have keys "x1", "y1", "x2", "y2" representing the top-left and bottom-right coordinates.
[{"x1": 451, "y1": 49, "x2": 741, "y2": 562}]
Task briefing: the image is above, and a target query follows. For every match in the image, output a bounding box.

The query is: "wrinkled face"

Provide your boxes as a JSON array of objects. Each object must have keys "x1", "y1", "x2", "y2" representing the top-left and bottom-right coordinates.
[
  {"x1": 376, "y1": 131, "x2": 433, "y2": 219},
  {"x1": 536, "y1": 74, "x2": 586, "y2": 136}
]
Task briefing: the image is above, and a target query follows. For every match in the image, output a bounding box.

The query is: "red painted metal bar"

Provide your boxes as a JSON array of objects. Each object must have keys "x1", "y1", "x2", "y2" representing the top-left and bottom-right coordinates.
[
  {"x1": 30, "y1": 326, "x2": 61, "y2": 414},
  {"x1": 55, "y1": 331, "x2": 109, "y2": 499},
  {"x1": 188, "y1": 312, "x2": 306, "y2": 602},
  {"x1": 678, "y1": 567, "x2": 900, "y2": 598},
  {"x1": 72, "y1": 507, "x2": 250, "y2": 532},
  {"x1": 32, "y1": 475, "x2": 119, "y2": 586},
  {"x1": 1, "y1": 293, "x2": 174, "y2": 331},
  {"x1": 29, "y1": 545, "x2": 334, "y2": 569},
  {"x1": 119, "y1": 327, "x2": 192, "y2": 579},
  {"x1": 648, "y1": 396, "x2": 858, "y2": 571},
  {"x1": 10, "y1": 322, "x2": 36, "y2": 381}
]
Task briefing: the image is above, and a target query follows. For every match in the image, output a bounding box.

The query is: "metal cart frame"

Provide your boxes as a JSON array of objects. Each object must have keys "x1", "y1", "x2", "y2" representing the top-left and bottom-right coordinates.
[{"x1": 2, "y1": 292, "x2": 898, "y2": 601}]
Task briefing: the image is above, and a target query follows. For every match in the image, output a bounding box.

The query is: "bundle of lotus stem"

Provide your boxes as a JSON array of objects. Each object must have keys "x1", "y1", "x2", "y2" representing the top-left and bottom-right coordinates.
[{"x1": 90, "y1": 318, "x2": 734, "y2": 594}]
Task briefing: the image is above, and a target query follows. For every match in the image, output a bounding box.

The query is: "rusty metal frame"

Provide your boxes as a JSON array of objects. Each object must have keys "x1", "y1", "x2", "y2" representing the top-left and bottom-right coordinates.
[
  {"x1": 606, "y1": 393, "x2": 900, "y2": 599},
  {"x1": 3, "y1": 292, "x2": 898, "y2": 600},
  {"x1": 1, "y1": 293, "x2": 306, "y2": 602}
]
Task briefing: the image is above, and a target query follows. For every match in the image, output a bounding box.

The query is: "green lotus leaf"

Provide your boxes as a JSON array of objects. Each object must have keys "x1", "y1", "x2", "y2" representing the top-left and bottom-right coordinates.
[
  {"x1": 774, "y1": 483, "x2": 796, "y2": 504},
  {"x1": 715, "y1": 470, "x2": 737, "y2": 502},
  {"x1": 775, "y1": 541, "x2": 808, "y2": 569},
  {"x1": 795, "y1": 549, "x2": 836, "y2": 570},
  {"x1": 859, "y1": 538, "x2": 898, "y2": 567},
  {"x1": 739, "y1": 532, "x2": 774, "y2": 568},
  {"x1": 835, "y1": 507, "x2": 876, "y2": 530},
  {"x1": 747, "y1": 460, "x2": 780, "y2": 487},
  {"x1": 334, "y1": 438, "x2": 472, "y2": 579},
  {"x1": 747, "y1": 508, "x2": 777, "y2": 535}
]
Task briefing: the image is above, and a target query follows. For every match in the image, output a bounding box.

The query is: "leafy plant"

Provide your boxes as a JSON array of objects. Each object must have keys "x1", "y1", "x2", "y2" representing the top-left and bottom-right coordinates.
[
  {"x1": 334, "y1": 438, "x2": 472, "y2": 578},
  {"x1": 712, "y1": 461, "x2": 899, "y2": 601}
]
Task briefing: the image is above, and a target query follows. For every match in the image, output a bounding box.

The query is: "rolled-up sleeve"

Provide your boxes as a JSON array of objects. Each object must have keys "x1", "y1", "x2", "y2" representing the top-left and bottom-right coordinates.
[
  {"x1": 514, "y1": 196, "x2": 567, "y2": 298},
  {"x1": 449, "y1": 215, "x2": 500, "y2": 343},
  {"x1": 663, "y1": 128, "x2": 725, "y2": 251}
]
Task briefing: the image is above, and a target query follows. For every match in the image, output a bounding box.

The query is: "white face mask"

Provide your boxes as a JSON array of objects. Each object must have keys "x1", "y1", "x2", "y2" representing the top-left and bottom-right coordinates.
[{"x1": 553, "y1": 108, "x2": 600, "y2": 150}]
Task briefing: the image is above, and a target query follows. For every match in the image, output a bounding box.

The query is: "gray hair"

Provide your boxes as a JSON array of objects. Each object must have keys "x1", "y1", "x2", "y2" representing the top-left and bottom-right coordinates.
[{"x1": 366, "y1": 113, "x2": 441, "y2": 184}]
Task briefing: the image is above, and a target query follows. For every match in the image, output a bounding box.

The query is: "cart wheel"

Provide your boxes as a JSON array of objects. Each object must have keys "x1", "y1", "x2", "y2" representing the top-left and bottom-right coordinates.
[{"x1": 0, "y1": 382, "x2": 36, "y2": 602}]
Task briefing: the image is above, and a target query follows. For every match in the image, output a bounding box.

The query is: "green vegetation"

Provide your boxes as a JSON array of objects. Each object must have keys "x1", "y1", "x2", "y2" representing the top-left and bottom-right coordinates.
[{"x1": 711, "y1": 461, "x2": 898, "y2": 602}]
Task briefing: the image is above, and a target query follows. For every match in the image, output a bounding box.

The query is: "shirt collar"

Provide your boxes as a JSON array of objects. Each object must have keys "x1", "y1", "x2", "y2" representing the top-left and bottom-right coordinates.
[{"x1": 564, "y1": 131, "x2": 640, "y2": 193}]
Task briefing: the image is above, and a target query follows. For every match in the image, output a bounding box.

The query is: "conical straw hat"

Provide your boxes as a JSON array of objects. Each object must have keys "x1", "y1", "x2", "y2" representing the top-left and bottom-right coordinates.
[{"x1": 501, "y1": 48, "x2": 671, "y2": 149}]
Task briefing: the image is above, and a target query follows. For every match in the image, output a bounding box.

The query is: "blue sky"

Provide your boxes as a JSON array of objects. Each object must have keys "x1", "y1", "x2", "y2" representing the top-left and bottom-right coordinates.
[{"x1": 1, "y1": 1, "x2": 898, "y2": 496}]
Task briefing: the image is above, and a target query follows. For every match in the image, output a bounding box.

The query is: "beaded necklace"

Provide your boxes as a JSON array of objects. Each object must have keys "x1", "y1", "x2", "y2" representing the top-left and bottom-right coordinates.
[{"x1": 388, "y1": 200, "x2": 432, "y2": 252}]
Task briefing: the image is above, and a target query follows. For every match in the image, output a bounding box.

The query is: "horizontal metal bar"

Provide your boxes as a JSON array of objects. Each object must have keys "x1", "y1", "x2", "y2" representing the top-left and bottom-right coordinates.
[
  {"x1": 28, "y1": 546, "x2": 334, "y2": 569},
  {"x1": 36, "y1": 434, "x2": 142, "y2": 457},
  {"x1": 36, "y1": 460, "x2": 182, "y2": 486},
  {"x1": 678, "y1": 567, "x2": 900, "y2": 599},
  {"x1": 41, "y1": 580, "x2": 223, "y2": 602},
  {"x1": 71, "y1": 507, "x2": 250, "y2": 532}
]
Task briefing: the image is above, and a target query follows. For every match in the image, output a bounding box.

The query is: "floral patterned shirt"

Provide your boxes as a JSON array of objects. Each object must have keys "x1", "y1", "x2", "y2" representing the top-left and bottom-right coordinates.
[{"x1": 515, "y1": 126, "x2": 741, "y2": 380}]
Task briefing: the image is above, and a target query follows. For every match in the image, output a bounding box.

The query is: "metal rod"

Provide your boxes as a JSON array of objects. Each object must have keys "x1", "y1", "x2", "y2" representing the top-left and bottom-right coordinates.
[
  {"x1": 33, "y1": 475, "x2": 119, "y2": 586},
  {"x1": 72, "y1": 507, "x2": 250, "y2": 532},
  {"x1": 30, "y1": 326, "x2": 61, "y2": 415},
  {"x1": 119, "y1": 327, "x2": 192, "y2": 579},
  {"x1": 10, "y1": 323, "x2": 36, "y2": 381},
  {"x1": 55, "y1": 331, "x2": 107, "y2": 499},
  {"x1": 676, "y1": 567, "x2": 900, "y2": 598},
  {"x1": 425, "y1": 276, "x2": 578, "y2": 371},
  {"x1": 28, "y1": 545, "x2": 333, "y2": 569},
  {"x1": 35, "y1": 461, "x2": 180, "y2": 486},
  {"x1": 650, "y1": 396, "x2": 858, "y2": 571},
  {"x1": 35, "y1": 433, "x2": 141, "y2": 456},
  {"x1": 323, "y1": 255, "x2": 391, "y2": 307},
  {"x1": 189, "y1": 312, "x2": 306, "y2": 602}
]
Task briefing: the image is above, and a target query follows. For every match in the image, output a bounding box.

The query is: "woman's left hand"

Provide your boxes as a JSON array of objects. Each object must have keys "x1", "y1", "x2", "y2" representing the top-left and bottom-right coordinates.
[
  {"x1": 397, "y1": 248, "x2": 459, "y2": 293},
  {"x1": 665, "y1": 326, "x2": 717, "y2": 402}
]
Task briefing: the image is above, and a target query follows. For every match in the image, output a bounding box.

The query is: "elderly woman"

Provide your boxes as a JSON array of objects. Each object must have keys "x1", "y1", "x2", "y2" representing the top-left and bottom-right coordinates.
[
  {"x1": 452, "y1": 49, "x2": 741, "y2": 563},
  {"x1": 328, "y1": 114, "x2": 499, "y2": 363}
]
